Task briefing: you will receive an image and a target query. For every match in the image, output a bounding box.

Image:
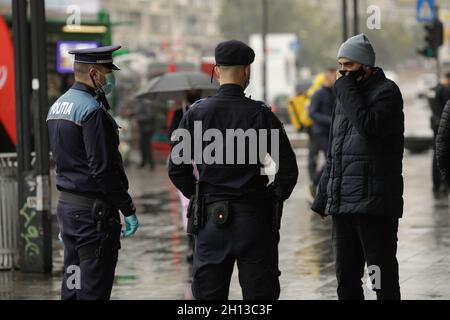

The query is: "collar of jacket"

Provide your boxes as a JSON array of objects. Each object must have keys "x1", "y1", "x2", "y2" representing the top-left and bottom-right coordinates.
[
  {"x1": 71, "y1": 81, "x2": 111, "y2": 110},
  {"x1": 359, "y1": 67, "x2": 386, "y2": 89},
  {"x1": 218, "y1": 83, "x2": 245, "y2": 97},
  {"x1": 71, "y1": 81, "x2": 96, "y2": 97},
  {"x1": 322, "y1": 85, "x2": 334, "y2": 93}
]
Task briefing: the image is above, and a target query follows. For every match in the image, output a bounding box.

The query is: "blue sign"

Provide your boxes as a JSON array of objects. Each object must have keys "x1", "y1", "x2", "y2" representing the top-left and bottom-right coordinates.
[
  {"x1": 290, "y1": 40, "x2": 300, "y2": 53},
  {"x1": 56, "y1": 41, "x2": 99, "y2": 74},
  {"x1": 416, "y1": 0, "x2": 436, "y2": 23}
]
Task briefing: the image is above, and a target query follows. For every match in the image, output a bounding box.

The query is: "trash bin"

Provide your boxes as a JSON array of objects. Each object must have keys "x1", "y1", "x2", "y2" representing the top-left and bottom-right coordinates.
[{"x1": 0, "y1": 153, "x2": 18, "y2": 270}]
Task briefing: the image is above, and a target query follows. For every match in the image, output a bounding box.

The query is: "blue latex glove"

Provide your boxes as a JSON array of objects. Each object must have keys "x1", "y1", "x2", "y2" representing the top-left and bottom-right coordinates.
[
  {"x1": 58, "y1": 232, "x2": 64, "y2": 245},
  {"x1": 122, "y1": 213, "x2": 139, "y2": 238}
]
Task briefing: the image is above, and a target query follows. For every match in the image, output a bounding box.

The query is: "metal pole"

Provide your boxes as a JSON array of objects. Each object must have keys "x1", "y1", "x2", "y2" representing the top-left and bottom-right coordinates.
[
  {"x1": 437, "y1": 54, "x2": 441, "y2": 79},
  {"x1": 12, "y1": 0, "x2": 34, "y2": 273},
  {"x1": 262, "y1": 0, "x2": 268, "y2": 102},
  {"x1": 342, "y1": 0, "x2": 348, "y2": 42},
  {"x1": 28, "y1": 0, "x2": 52, "y2": 273},
  {"x1": 435, "y1": 5, "x2": 441, "y2": 79},
  {"x1": 12, "y1": 0, "x2": 31, "y2": 172},
  {"x1": 353, "y1": 0, "x2": 359, "y2": 35},
  {"x1": 30, "y1": 0, "x2": 50, "y2": 176}
]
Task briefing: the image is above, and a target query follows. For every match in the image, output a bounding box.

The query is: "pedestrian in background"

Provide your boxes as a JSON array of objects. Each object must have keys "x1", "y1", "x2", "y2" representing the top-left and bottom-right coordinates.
[
  {"x1": 436, "y1": 99, "x2": 450, "y2": 188},
  {"x1": 168, "y1": 90, "x2": 202, "y2": 138},
  {"x1": 287, "y1": 84, "x2": 313, "y2": 133},
  {"x1": 431, "y1": 72, "x2": 450, "y2": 196},
  {"x1": 168, "y1": 89, "x2": 203, "y2": 263},
  {"x1": 307, "y1": 68, "x2": 336, "y2": 199},
  {"x1": 135, "y1": 97, "x2": 157, "y2": 170}
]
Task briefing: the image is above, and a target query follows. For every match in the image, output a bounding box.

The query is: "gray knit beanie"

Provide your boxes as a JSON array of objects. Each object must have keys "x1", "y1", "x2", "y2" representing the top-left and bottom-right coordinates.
[{"x1": 337, "y1": 34, "x2": 376, "y2": 67}]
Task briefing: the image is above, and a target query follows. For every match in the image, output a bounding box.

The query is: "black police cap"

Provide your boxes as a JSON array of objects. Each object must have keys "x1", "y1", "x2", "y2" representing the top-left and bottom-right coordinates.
[
  {"x1": 215, "y1": 40, "x2": 255, "y2": 66},
  {"x1": 68, "y1": 45, "x2": 121, "y2": 70}
]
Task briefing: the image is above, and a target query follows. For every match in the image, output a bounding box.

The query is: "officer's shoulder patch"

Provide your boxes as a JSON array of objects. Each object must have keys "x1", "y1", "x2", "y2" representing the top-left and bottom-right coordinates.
[
  {"x1": 255, "y1": 100, "x2": 273, "y2": 113},
  {"x1": 189, "y1": 98, "x2": 207, "y2": 109},
  {"x1": 72, "y1": 90, "x2": 101, "y2": 124},
  {"x1": 46, "y1": 89, "x2": 100, "y2": 126},
  {"x1": 255, "y1": 100, "x2": 270, "y2": 108}
]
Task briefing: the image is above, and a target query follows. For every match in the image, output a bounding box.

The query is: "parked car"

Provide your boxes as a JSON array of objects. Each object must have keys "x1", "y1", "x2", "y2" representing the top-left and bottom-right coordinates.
[{"x1": 272, "y1": 94, "x2": 290, "y2": 124}]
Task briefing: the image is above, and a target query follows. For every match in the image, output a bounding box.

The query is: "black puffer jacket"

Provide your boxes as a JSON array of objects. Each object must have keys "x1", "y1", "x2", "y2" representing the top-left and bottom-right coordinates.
[
  {"x1": 311, "y1": 68, "x2": 404, "y2": 218},
  {"x1": 436, "y1": 100, "x2": 450, "y2": 185}
]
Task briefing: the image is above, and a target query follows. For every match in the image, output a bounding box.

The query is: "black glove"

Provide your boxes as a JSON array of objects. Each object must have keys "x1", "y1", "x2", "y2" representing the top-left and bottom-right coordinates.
[
  {"x1": 267, "y1": 182, "x2": 284, "y2": 230},
  {"x1": 267, "y1": 182, "x2": 284, "y2": 201}
]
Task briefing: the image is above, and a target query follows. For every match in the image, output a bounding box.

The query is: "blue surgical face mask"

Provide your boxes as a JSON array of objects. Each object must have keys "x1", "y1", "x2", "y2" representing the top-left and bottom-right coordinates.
[
  {"x1": 91, "y1": 69, "x2": 115, "y2": 96},
  {"x1": 101, "y1": 71, "x2": 116, "y2": 95}
]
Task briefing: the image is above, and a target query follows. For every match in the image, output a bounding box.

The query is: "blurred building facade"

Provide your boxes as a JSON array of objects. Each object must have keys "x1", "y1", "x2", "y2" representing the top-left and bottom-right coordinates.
[
  {"x1": 0, "y1": 0, "x2": 224, "y2": 62},
  {"x1": 103, "y1": 0, "x2": 224, "y2": 62},
  {"x1": 306, "y1": 0, "x2": 449, "y2": 28}
]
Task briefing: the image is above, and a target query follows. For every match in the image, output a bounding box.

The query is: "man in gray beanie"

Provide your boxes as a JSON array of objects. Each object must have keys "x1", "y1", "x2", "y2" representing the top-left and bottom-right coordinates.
[
  {"x1": 338, "y1": 33, "x2": 376, "y2": 68},
  {"x1": 312, "y1": 34, "x2": 404, "y2": 300}
]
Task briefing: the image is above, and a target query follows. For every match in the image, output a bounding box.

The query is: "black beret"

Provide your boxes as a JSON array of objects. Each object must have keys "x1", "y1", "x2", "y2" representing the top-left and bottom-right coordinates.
[
  {"x1": 69, "y1": 45, "x2": 121, "y2": 70},
  {"x1": 215, "y1": 40, "x2": 255, "y2": 66}
]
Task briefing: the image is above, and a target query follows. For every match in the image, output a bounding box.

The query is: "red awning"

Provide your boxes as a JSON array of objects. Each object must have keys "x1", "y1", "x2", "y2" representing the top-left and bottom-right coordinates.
[{"x1": 0, "y1": 16, "x2": 16, "y2": 145}]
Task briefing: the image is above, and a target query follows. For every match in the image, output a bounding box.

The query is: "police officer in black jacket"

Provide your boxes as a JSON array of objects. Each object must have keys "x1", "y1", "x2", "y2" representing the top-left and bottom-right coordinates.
[
  {"x1": 168, "y1": 40, "x2": 298, "y2": 300},
  {"x1": 47, "y1": 46, "x2": 139, "y2": 300}
]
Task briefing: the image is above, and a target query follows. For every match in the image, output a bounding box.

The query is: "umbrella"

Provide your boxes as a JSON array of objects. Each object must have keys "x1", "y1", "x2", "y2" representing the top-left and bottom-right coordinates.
[{"x1": 135, "y1": 71, "x2": 219, "y2": 101}]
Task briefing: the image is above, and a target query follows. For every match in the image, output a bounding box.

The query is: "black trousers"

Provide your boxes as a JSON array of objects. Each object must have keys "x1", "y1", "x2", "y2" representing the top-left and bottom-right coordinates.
[
  {"x1": 332, "y1": 214, "x2": 400, "y2": 300},
  {"x1": 308, "y1": 134, "x2": 329, "y2": 187},
  {"x1": 192, "y1": 203, "x2": 280, "y2": 300},
  {"x1": 57, "y1": 200, "x2": 121, "y2": 300}
]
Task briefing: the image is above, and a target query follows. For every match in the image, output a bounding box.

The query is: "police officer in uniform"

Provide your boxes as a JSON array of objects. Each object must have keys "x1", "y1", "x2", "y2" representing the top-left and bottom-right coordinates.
[
  {"x1": 168, "y1": 40, "x2": 298, "y2": 300},
  {"x1": 46, "y1": 46, "x2": 139, "y2": 300}
]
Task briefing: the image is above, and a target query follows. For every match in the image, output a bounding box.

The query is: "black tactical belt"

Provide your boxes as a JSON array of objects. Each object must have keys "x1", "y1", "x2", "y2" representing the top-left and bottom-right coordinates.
[
  {"x1": 206, "y1": 201, "x2": 267, "y2": 215},
  {"x1": 60, "y1": 191, "x2": 96, "y2": 208},
  {"x1": 205, "y1": 200, "x2": 272, "y2": 227}
]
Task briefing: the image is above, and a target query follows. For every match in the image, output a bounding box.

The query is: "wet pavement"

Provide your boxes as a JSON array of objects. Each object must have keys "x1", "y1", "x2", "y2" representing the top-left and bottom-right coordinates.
[{"x1": 1, "y1": 149, "x2": 450, "y2": 300}]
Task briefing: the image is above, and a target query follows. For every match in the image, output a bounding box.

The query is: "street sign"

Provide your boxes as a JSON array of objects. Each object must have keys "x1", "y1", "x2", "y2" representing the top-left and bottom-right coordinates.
[{"x1": 416, "y1": 0, "x2": 436, "y2": 23}]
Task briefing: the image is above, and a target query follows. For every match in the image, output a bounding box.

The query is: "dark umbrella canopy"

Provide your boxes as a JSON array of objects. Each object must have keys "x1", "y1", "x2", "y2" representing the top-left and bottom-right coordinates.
[{"x1": 136, "y1": 71, "x2": 219, "y2": 101}]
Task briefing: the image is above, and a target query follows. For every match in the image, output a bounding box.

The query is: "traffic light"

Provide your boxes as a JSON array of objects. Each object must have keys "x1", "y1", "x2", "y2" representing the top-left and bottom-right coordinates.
[{"x1": 417, "y1": 18, "x2": 444, "y2": 58}]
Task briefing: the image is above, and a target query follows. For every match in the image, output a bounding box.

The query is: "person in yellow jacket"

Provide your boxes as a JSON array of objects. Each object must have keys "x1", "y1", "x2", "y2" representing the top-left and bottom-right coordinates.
[
  {"x1": 288, "y1": 73, "x2": 326, "y2": 132},
  {"x1": 288, "y1": 86, "x2": 312, "y2": 132},
  {"x1": 289, "y1": 72, "x2": 335, "y2": 201}
]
